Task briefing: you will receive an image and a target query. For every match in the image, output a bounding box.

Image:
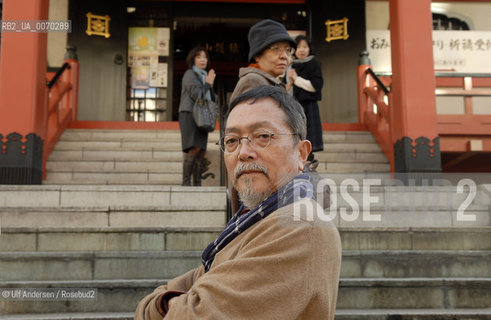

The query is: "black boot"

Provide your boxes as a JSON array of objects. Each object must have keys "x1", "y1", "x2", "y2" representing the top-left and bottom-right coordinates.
[
  {"x1": 192, "y1": 155, "x2": 203, "y2": 186},
  {"x1": 182, "y1": 153, "x2": 197, "y2": 186}
]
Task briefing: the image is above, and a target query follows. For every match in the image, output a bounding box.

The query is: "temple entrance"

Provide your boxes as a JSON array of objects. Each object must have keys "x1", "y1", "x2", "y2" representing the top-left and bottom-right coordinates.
[
  {"x1": 127, "y1": 1, "x2": 307, "y2": 121},
  {"x1": 67, "y1": 1, "x2": 307, "y2": 121}
]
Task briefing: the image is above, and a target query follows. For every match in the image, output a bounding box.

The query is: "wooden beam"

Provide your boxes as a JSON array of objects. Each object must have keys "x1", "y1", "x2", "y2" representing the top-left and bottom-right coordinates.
[{"x1": 440, "y1": 136, "x2": 491, "y2": 152}]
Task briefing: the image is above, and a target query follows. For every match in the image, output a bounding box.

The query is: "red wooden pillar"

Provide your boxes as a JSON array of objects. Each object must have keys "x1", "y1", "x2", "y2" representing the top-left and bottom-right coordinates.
[
  {"x1": 389, "y1": 0, "x2": 441, "y2": 175},
  {"x1": 0, "y1": 0, "x2": 50, "y2": 184}
]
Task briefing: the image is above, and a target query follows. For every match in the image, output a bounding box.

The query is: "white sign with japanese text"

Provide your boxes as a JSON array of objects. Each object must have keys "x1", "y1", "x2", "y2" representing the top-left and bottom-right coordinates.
[{"x1": 367, "y1": 30, "x2": 491, "y2": 73}]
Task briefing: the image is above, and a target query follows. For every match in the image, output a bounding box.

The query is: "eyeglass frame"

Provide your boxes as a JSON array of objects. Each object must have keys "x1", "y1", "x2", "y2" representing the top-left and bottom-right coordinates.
[
  {"x1": 268, "y1": 45, "x2": 295, "y2": 57},
  {"x1": 216, "y1": 129, "x2": 300, "y2": 153}
]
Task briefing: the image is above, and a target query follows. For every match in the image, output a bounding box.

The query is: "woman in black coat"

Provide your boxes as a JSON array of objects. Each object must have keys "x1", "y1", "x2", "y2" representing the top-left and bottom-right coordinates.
[
  {"x1": 288, "y1": 35, "x2": 324, "y2": 163},
  {"x1": 178, "y1": 47, "x2": 216, "y2": 186}
]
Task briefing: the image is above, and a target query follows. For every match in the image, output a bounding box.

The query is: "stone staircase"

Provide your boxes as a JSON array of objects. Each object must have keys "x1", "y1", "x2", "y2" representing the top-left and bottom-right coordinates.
[
  {"x1": 0, "y1": 128, "x2": 490, "y2": 319},
  {"x1": 43, "y1": 129, "x2": 390, "y2": 185},
  {"x1": 0, "y1": 184, "x2": 226, "y2": 319},
  {"x1": 43, "y1": 130, "x2": 220, "y2": 186}
]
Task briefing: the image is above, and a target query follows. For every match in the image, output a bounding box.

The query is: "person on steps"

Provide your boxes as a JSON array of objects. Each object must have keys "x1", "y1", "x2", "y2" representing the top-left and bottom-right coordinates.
[
  {"x1": 230, "y1": 19, "x2": 296, "y2": 103},
  {"x1": 287, "y1": 35, "x2": 324, "y2": 166},
  {"x1": 178, "y1": 46, "x2": 217, "y2": 186}
]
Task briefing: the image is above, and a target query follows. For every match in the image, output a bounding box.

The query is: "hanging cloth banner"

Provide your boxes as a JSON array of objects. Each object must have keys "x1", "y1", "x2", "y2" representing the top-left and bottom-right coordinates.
[{"x1": 367, "y1": 30, "x2": 491, "y2": 73}]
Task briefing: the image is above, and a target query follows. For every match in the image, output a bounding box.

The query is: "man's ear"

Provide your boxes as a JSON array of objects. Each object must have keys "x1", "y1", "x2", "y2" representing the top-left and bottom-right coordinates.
[{"x1": 297, "y1": 139, "x2": 312, "y2": 170}]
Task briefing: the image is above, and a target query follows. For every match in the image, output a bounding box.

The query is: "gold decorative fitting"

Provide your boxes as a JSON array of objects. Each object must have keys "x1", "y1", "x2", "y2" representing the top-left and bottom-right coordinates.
[
  {"x1": 86, "y1": 12, "x2": 111, "y2": 38},
  {"x1": 325, "y1": 17, "x2": 349, "y2": 42}
]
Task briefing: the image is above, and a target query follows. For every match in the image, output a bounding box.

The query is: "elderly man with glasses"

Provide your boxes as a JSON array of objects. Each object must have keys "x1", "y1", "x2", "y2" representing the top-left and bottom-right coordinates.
[{"x1": 135, "y1": 85, "x2": 341, "y2": 320}]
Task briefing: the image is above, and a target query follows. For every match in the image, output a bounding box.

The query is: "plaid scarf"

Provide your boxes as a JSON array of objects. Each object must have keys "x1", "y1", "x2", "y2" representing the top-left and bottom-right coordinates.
[{"x1": 201, "y1": 173, "x2": 315, "y2": 272}]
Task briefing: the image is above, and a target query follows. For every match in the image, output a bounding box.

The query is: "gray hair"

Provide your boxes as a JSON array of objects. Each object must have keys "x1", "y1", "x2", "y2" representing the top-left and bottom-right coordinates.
[{"x1": 226, "y1": 86, "x2": 307, "y2": 141}]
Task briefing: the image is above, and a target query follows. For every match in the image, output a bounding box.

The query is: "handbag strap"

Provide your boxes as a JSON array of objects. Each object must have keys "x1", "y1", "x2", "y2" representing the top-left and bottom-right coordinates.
[
  {"x1": 192, "y1": 71, "x2": 207, "y2": 98},
  {"x1": 191, "y1": 69, "x2": 214, "y2": 102}
]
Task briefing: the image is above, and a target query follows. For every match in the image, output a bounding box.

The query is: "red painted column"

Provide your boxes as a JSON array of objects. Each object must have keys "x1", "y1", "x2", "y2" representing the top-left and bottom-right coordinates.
[
  {"x1": 0, "y1": 0, "x2": 50, "y2": 184},
  {"x1": 389, "y1": 0, "x2": 441, "y2": 174}
]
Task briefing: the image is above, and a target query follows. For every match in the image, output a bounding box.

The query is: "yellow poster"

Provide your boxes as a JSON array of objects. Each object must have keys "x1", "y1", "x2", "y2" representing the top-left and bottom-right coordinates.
[
  {"x1": 128, "y1": 27, "x2": 170, "y2": 88},
  {"x1": 129, "y1": 27, "x2": 158, "y2": 59}
]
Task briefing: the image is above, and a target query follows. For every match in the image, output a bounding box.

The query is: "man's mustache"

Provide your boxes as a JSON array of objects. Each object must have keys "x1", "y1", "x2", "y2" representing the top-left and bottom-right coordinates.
[{"x1": 234, "y1": 162, "x2": 269, "y2": 179}]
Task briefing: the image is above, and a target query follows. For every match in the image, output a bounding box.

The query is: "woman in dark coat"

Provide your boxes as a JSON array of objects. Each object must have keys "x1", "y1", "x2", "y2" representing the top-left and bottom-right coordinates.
[
  {"x1": 179, "y1": 47, "x2": 216, "y2": 186},
  {"x1": 288, "y1": 35, "x2": 324, "y2": 162},
  {"x1": 230, "y1": 19, "x2": 295, "y2": 102}
]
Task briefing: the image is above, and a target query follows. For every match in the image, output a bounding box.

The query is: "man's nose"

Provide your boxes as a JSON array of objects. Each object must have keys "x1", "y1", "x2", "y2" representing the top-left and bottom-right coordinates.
[{"x1": 237, "y1": 138, "x2": 257, "y2": 160}]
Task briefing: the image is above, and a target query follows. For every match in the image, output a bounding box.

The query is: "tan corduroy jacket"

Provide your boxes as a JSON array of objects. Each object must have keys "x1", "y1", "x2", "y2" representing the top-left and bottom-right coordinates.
[{"x1": 134, "y1": 199, "x2": 342, "y2": 320}]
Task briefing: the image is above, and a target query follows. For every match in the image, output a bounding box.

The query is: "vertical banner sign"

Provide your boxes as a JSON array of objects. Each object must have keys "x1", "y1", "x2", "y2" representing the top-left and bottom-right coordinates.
[{"x1": 367, "y1": 30, "x2": 491, "y2": 73}]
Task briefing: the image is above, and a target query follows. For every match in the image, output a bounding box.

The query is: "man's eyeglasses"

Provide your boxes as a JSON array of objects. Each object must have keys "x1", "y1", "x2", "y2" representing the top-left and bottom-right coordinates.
[
  {"x1": 268, "y1": 46, "x2": 295, "y2": 57},
  {"x1": 217, "y1": 129, "x2": 299, "y2": 153}
]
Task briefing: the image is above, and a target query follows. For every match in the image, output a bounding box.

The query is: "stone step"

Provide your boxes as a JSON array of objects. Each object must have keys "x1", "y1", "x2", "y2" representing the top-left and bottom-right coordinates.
[
  {"x1": 59, "y1": 129, "x2": 374, "y2": 143},
  {"x1": 59, "y1": 129, "x2": 219, "y2": 142},
  {"x1": 43, "y1": 169, "x2": 410, "y2": 185},
  {"x1": 335, "y1": 309, "x2": 491, "y2": 320},
  {"x1": 336, "y1": 278, "x2": 491, "y2": 309},
  {"x1": 45, "y1": 129, "x2": 390, "y2": 184},
  {"x1": 310, "y1": 183, "x2": 491, "y2": 207},
  {"x1": 47, "y1": 145, "x2": 219, "y2": 160},
  {"x1": 48, "y1": 146, "x2": 217, "y2": 162},
  {"x1": 0, "y1": 251, "x2": 203, "y2": 281},
  {"x1": 2, "y1": 309, "x2": 491, "y2": 320},
  {"x1": 323, "y1": 131, "x2": 377, "y2": 143},
  {"x1": 2, "y1": 311, "x2": 490, "y2": 320},
  {"x1": 53, "y1": 140, "x2": 181, "y2": 150},
  {"x1": 47, "y1": 149, "x2": 183, "y2": 161},
  {"x1": 51, "y1": 140, "x2": 382, "y2": 153},
  {"x1": 0, "y1": 279, "x2": 161, "y2": 314},
  {"x1": 339, "y1": 227, "x2": 491, "y2": 251},
  {"x1": 0, "y1": 250, "x2": 489, "y2": 281},
  {"x1": 43, "y1": 172, "x2": 183, "y2": 185},
  {"x1": 330, "y1": 207, "x2": 490, "y2": 228},
  {"x1": 48, "y1": 149, "x2": 386, "y2": 163},
  {"x1": 0, "y1": 206, "x2": 226, "y2": 229},
  {"x1": 2, "y1": 184, "x2": 487, "y2": 209},
  {"x1": 1, "y1": 227, "x2": 490, "y2": 252},
  {"x1": 292, "y1": 184, "x2": 490, "y2": 228},
  {"x1": 0, "y1": 228, "x2": 222, "y2": 252},
  {"x1": 0, "y1": 313, "x2": 133, "y2": 320},
  {"x1": 0, "y1": 185, "x2": 226, "y2": 208},
  {"x1": 46, "y1": 157, "x2": 389, "y2": 174},
  {"x1": 46, "y1": 160, "x2": 182, "y2": 173},
  {"x1": 322, "y1": 162, "x2": 390, "y2": 173},
  {"x1": 1, "y1": 278, "x2": 489, "y2": 313},
  {"x1": 341, "y1": 250, "x2": 491, "y2": 278},
  {"x1": 1, "y1": 186, "x2": 488, "y2": 227},
  {"x1": 44, "y1": 159, "x2": 389, "y2": 182},
  {"x1": 1, "y1": 204, "x2": 488, "y2": 229},
  {"x1": 316, "y1": 151, "x2": 388, "y2": 163}
]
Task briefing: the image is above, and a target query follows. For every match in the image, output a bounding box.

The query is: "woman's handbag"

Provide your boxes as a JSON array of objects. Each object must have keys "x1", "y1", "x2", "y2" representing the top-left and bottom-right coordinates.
[{"x1": 192, "y1": 90, "x2": 218, "y2": 132}]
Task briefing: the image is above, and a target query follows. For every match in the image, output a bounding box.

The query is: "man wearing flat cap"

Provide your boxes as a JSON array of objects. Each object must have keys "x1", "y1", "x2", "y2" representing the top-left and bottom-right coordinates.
[{"x1": 230, "y1": 19, "x2": 297, "y2": 102}]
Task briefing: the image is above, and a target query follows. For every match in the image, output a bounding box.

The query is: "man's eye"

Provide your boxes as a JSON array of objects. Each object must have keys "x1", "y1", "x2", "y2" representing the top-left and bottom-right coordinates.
[
  {"x1": 225, "y1": 137, "x2": 238, "y2": 145},
  {"x1": 255, "y1": 133, "x2": 271, "y2": 140}
]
